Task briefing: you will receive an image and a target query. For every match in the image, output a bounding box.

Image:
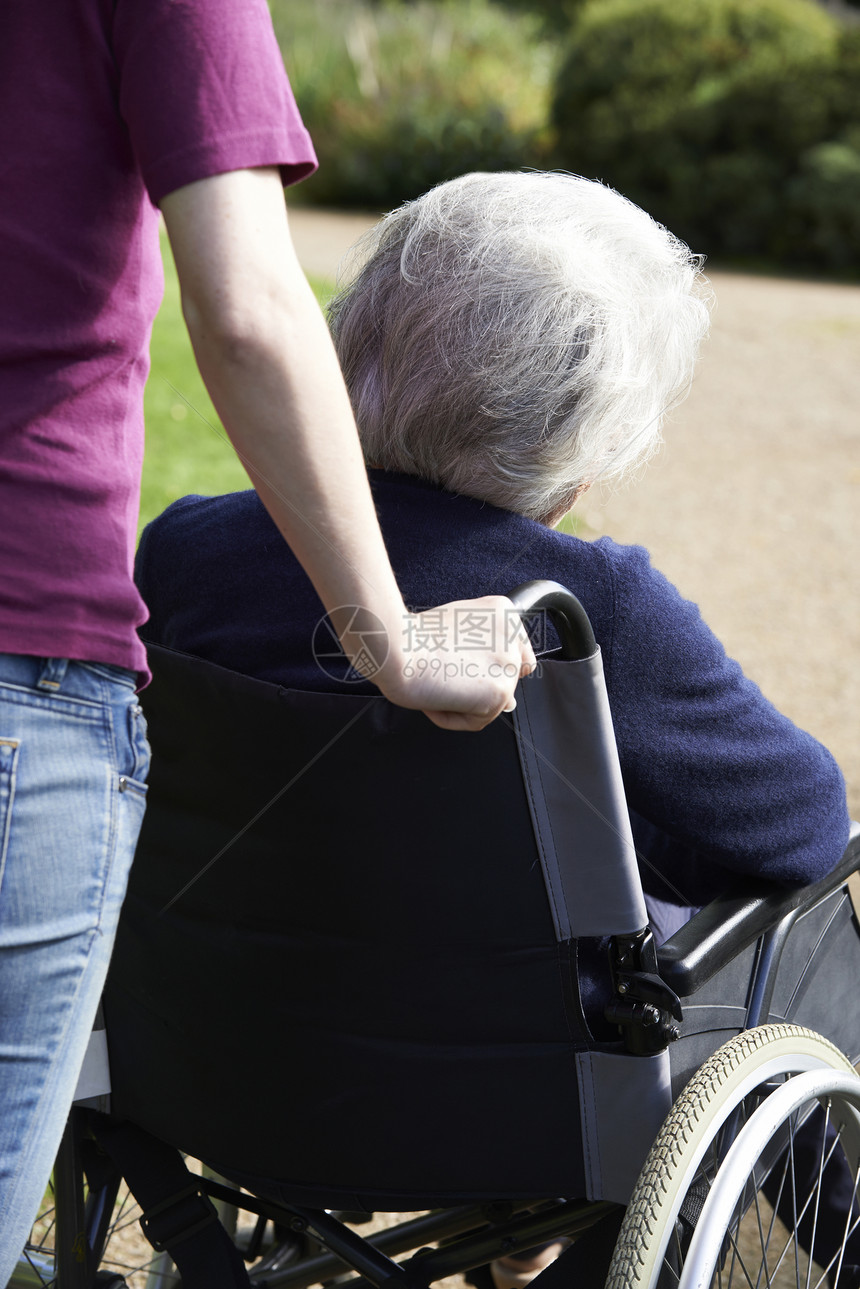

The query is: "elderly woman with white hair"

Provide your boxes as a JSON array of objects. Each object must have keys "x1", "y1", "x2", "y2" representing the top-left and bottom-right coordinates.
[
  {"x1": 331, "y1": 170, "x2": 705, "y2": 530},
  {"x1": 135, "y1": 170, "x2": 852, "y2": 1285},
  {"x1": 137, "y1": 170, "x2": 848, "y2": 901}
]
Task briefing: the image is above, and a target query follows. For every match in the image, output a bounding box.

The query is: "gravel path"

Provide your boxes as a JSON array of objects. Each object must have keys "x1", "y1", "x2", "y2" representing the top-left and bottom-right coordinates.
[{"x1": 288, "y1": 206, "x2": 860, "y2": 817}]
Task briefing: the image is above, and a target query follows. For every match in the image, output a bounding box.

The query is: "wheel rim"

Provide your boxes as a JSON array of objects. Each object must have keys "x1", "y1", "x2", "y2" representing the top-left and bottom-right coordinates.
[
  {"x1": 679, "y1": 1071, "x2": 860, "y2": 1289},
  {"x1": 648, "y1": 1052, "x2": 858, "y2": 1282},
  {"x1": 607, "y1": 1027, "x2": 860, "y2": 1289}
]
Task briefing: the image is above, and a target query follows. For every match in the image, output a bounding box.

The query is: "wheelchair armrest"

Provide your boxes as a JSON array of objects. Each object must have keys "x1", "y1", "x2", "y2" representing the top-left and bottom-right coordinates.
[{"x1": 657, "y1": 827, "x2": 860, "y2": 998}]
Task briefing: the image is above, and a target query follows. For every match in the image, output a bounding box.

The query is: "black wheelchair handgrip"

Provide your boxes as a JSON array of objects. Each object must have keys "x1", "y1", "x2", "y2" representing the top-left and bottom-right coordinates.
[{"x1": 508, "y1": 580, "x2": 597, "y2": 662}]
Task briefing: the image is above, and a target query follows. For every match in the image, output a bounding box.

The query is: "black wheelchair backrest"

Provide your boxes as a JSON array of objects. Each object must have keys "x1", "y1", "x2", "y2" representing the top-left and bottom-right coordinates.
[{"x1": 104, "y1": 582, "x2": 673, "y2": 1208}]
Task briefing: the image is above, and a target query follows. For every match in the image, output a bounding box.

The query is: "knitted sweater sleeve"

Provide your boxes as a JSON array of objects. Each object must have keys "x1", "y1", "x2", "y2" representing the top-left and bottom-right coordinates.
[
  {"x1": 598, "y1": 542, "x2": 849, "y2": 896},
  {"x1": 133, "y1": 495, "x2": 206, "y2": 651}
]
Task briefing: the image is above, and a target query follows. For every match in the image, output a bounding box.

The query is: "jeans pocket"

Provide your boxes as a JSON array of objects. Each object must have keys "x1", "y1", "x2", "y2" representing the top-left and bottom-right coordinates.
[
  {"x1": 0, "y1": 738, "x2": 21, "y2": 890},
  {"x1": 121, "y1": 702, "x2": 150, "y2": 792}
]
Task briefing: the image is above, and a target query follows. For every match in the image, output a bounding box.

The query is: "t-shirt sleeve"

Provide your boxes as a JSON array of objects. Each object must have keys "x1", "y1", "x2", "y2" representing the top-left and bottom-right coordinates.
[
  {"x1": 599, "y1": 541, "x2": 850, "y2": 895},
  {"x1": 112, "y1": 0, "x2": 317, "y2": 205}
]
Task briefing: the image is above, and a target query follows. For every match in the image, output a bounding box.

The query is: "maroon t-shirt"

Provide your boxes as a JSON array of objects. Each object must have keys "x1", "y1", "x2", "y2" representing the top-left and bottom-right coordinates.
[{"x1": 0, "y1": 0, "x2": 317, "y2": 679}]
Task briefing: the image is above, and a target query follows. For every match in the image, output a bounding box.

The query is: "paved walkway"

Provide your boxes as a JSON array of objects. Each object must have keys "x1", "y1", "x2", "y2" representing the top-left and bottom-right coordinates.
[
  {"x1": 289, "y1": 206, "x2": 379, "y2": 283},
  {"x1": 289, "y1": 208, "x2": 860, "y2": 815}
]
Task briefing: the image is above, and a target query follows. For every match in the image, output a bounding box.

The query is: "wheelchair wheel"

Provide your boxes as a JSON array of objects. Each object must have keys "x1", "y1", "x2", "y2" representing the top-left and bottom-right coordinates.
[
  {"x1": 606, "y1": 1025, "x2": 860, "y2": 1289},
  {"x1": 10, "y1": 1184, "x2": 169, "y2": 1289},
  {"x1": 9, "y1": 1116, "x2": 175, "y2": 1289}
]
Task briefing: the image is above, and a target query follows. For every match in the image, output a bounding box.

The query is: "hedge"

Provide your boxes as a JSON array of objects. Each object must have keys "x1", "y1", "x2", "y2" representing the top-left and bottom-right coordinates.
[
  {"x1": 271, "y1": 0, "x2": 554, "y2": 209},
  {"x1": 551, "y1": 0, "x2": 860, "y2": 272}
]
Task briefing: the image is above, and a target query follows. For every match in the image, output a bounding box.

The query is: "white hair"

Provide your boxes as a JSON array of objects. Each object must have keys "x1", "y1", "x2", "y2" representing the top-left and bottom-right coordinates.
[{"x1": 329, "y1": 171, "x2": 711, "y2": 524}]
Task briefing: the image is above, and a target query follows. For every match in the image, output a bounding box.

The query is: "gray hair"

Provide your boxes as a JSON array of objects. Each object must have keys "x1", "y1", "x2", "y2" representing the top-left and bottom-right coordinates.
[{"x1": 328, "y1": 171, "x2": 711, "y2": 524}]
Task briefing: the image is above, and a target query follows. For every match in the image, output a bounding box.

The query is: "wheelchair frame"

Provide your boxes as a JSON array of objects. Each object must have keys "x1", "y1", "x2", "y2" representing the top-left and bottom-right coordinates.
[{"x1": 13, "y1": 582, "x2": 860, "y2": 1289}]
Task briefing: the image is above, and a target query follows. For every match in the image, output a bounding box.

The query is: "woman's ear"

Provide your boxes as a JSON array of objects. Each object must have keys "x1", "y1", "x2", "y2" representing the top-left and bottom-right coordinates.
[{"x1": 543, "y1": 482, "x2": 592, "y2": 529}]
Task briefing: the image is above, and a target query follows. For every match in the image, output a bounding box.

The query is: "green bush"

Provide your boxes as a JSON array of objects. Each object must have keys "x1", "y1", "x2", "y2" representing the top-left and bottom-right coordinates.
[
  {"x1": 782, "y1": 138, "x2": 860, "y2": 268},
  {"x1": 552, "y1": 0, "x2": 860, "y2": 272},
  {"x1": 491, "y1": 0, "x2": 589, "y2": 35},
  {"x1": 270, "y1": 0, "x2": 555, "y2": 209}
]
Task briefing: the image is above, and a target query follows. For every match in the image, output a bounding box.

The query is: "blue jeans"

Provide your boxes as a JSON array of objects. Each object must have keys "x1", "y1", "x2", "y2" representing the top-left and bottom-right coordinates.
[{"x1": 0, "y1": 654, "x2": 150, "y2": 1281}]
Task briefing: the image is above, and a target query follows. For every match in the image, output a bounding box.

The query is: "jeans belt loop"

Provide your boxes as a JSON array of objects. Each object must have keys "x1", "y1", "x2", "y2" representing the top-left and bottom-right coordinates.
[{"x1": 36, "y1": 658, "x2": 70, "y2": 691}]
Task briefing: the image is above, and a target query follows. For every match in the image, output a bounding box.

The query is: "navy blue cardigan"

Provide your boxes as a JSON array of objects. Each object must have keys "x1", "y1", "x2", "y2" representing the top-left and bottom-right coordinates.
[{"x1": 135, "y1": 470, "x2": 849, "y2": 904}]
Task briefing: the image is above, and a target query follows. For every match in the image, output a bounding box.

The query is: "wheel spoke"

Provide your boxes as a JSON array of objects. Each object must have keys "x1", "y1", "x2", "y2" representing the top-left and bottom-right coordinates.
[
  {"x1": 723, "y1": 1218, "x2": 741, "y2": 1288},
  {"x1": 756, "y1": 1114, "x2": 806, "y2": 1287},
  {"x1": 719, "y1": 1218, "x2": 758, "y2": 1289},
  {"x1": 804, "y1": 1101, "x2": 833, "y2": 1289},
  {"x1": 813, "y1": 1163, "x2": 860, "y2": 1289},
  {"x1": 756, "y1": 1144, "x2": 789, "y2": 1289},
  {"x1": 750, "y1": 1178, "x2": 774, "y2": 1289}
]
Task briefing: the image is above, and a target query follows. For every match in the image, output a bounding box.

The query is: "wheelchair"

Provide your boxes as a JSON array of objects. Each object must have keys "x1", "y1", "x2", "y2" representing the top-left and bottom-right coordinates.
[{"x1": 12, "y1": 582, "x2": 860, "y2": 1289}]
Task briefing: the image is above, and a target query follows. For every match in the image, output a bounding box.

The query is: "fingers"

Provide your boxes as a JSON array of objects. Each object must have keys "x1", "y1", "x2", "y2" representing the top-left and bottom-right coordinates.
[
  {"x1": 422, "y1": 709, "x2": 488, "y2": 732},
  {"x1": 373, "y1": 594, "x2": 537, "y2": 729},
  {"x1": 422, "y1": 705, "x2": 507, "y2": 733}
]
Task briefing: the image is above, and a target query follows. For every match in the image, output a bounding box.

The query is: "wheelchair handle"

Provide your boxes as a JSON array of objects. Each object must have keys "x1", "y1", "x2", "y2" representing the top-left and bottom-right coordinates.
[{"x1": 508, "y1": 580, "x2": 597, "y2": 662}]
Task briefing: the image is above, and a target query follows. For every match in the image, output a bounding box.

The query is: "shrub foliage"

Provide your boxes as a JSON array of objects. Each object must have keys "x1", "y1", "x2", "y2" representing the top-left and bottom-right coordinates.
[
  {"x1": 271, "y1": 0, "x2": 554, "y2": 209},
  {"x1": 269, "y1": 0, "x2": 860, "y2": 272},
  {"x1": 551, "y1": 0, "x2": 860, "y2": 271}
]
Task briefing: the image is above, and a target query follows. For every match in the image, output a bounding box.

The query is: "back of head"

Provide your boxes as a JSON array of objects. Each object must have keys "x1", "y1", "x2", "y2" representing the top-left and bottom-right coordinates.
[{"x1": 329, "y1": 172, "x2": 710, "y2": 524}]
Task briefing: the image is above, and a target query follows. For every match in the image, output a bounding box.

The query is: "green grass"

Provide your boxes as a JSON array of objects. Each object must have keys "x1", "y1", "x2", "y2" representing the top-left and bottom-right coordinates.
[
  {"x1": 140, "y1": 231, "x2": 335, "y2": 534},
  {"x1": 555, "y1": 511, "x2": 582, "y2": 537}
]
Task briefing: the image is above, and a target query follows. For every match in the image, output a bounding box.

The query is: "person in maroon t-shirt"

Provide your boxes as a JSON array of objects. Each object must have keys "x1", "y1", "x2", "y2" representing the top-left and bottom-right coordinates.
[{"x1": 0, "y1": 1, "x2": 533, "y2": 1272}]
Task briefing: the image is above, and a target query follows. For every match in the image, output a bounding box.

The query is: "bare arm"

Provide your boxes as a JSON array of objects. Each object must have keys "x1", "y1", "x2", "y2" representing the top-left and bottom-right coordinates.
[{"x1": 160, "y1": 168, "x2": 534, "y2": 728}]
